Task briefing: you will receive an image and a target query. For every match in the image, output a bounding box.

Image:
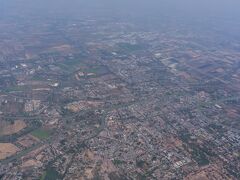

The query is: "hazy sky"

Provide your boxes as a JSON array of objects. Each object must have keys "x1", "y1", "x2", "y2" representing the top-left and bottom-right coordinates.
[
  {"x1": 1, "y1": 0, "x2": 240, "y2": 37},
  {"x1": 1, "y1": 0, "x2": 240, "y2": 19}
]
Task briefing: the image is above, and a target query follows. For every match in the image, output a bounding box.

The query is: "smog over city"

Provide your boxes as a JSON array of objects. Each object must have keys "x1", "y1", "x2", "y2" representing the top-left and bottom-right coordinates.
[{"x1": 0, "y1": 0, "x2": 240, "y2": 179}]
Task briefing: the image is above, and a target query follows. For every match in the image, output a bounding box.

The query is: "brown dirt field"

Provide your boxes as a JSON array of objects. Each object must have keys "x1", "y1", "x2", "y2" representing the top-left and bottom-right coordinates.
[
  {"x1": 0, "y1": 143, "x2": 20, "y2": 160},
  {"x1": 21, "y1": 159, "x2": 42, "y2": 168},
  {"x1": 184, "y1": 165, "x2": 232, "y2": 180},
  {"x1": 65, "y1": 100, "x2": 103, "y2": 112},
  {"x1": 82, "y1": 150, "x2": 117, "y2": 179},
  {"x1": 0, "y1": 120, "x2": 27, "y2": 136},
  {"x1": 17, "y1": 134, "x2": 39, "y2": 148}
]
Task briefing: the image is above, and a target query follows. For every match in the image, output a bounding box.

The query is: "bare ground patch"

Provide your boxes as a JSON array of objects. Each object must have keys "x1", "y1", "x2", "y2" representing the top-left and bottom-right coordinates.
[
  {"x1": 0, "y1": 120, "x2": 27, "y2": 136},
  {"x1": 0, "y1": 143, "x2": 20, "y2": 160}
]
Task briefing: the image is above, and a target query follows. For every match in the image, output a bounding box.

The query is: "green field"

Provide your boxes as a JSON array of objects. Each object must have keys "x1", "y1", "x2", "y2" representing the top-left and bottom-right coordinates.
[
  {"x1": 4, "y1": 85, "x2": 26, "y2": 93},
  {"x1": 116, "y1": 42, "x2": 147, "y2": 54},
  {"x1": 57, "y1": 59, "x2": 86, "y2": 72},
  {"x1": 40, "y1": 171, "x2": 47, "y2": 180},
  {"x1": 31, "y1": 129, "x2": 51, "y2": 140},
  {"x1": 40, "y1": 168, "x2": 60, "y2": 180},
  {"x1": 112, "y1": 159, "x2": 125, "y2": 165}
]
